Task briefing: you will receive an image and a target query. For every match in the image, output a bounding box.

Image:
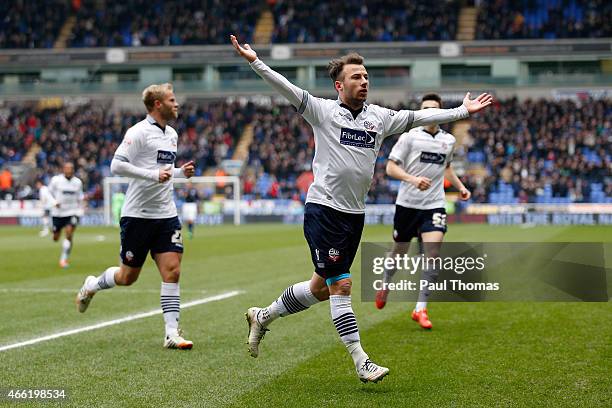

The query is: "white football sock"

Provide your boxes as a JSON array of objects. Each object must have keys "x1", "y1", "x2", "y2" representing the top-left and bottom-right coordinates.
[
  {"x1": 60, "y1": 239, "x2": 72, "y2": 262},
  {"x1": 257, "y1": 280, "x2": 319, "y2": 326},
  {"x1": 89, "y1": 266, "x2": 118, "y2": 292},
  {"x1": 161, "y1": 282, "x2": 180, "y2": 337},
  {"x1": 330, "y1": 295, "x2": 368, "y2": 368}
]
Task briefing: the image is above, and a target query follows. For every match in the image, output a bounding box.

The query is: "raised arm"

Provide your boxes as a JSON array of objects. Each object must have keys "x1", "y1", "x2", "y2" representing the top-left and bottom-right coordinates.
[
  {"x1": 384, "y1": 92, "x2": 493, "y2": 136},
  {"x1": 230, "y1": 35, "x2": 308, "y2": 114}
]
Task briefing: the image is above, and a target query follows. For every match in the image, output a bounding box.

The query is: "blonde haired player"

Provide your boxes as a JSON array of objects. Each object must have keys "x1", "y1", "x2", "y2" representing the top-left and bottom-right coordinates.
[{"x1": 75, "y1": 83, "x2": 196, "y2": 349}]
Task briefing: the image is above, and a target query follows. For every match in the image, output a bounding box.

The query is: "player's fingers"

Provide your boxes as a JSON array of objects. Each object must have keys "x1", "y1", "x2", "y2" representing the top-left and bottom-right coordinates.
[{"x1": 479, "y1": 93, "x2": 493, "y2": 104}]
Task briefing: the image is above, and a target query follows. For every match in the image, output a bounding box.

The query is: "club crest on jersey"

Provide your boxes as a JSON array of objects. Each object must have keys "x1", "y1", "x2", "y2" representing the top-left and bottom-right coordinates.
[
  {"x1": 328, "y1": 248, "x2": 341, "y2": 262},
  {"x1": 420, "y1": 151, "x2": 446, "y2": 165},
  {"x1": 340, "y1": 128, "x2": 376, "y2": 149},
  {"x1": 157, "y1": 150, "x2": 176, "y2": 164},
  {"x1": 363, "y1": 120, "x2": 375, "y2": 131}
]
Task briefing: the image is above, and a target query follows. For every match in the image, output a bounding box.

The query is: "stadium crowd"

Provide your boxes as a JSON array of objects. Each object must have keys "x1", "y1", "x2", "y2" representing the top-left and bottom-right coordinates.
[
  {"x1": 270, "y1": 0, "x2": 459, "y2": 43},
  {"x1": 1, "y1": 97, "x2": 610, "y2": 204},
  {"x1": 2, "y1": 0, "x2": 610, "y2": 49},
  {"x1": 476, "y1": 0, "x2": 611, "y2": 40},
  {"x1": 238, "y1": 97, "x2": 611, "y2": 204},
  {"x1": 0, "y1": 0, "x2": 68, "y2": 48},
  {"x1": 463, "y1": 97, "x2": 611, "y2": 204},
  {"x1": 67, "y1": 0, "x2": 260, "y2": 47},
  {"x1": 0, "y1": 100, "x2": 248, "y2": 203}
]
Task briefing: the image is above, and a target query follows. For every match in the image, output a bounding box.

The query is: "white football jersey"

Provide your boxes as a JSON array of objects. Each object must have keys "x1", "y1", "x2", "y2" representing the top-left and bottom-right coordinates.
[
  {"x1": 114, "y1": 115, "x2": 179, "y2": 219},
  {"x1": 48, "y1": 175, "x2": 84, "y2": 217},
  {"x1": 249, "y1": 59, "x2": 469, "y2": 214},
  {"x1": 389, "y1": 126, "x2": 456, "y2": 209}
]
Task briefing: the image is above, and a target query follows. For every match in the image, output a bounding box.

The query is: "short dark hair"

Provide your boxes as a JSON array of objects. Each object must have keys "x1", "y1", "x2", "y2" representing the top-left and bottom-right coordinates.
[
  {"x1": 421, "y1": 93, "x2": 443, "y2": 108},
  {"x1": 327, "y1": 52, "x2": 365, "y2": 82}
]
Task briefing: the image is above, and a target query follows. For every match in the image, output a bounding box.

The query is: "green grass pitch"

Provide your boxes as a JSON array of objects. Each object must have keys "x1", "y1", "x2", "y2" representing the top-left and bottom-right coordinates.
[{"x1": 0, "y1": 224, "x2": 610, "y2": 407}]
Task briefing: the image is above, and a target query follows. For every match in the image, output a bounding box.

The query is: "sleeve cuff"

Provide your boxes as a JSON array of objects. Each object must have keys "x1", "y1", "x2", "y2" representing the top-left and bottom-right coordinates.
[
  {"x1": 388, "y1": 154, "x2": 403, "y2": 165},
  {"x1": 249, "y1": 58, "x2": 265, "y2": 71},
  {"x1": 147, "y1": 169, "x2": 159, "y2": 182},
  {"x1": 172, "y1": 167, "x2": 184, "y2": 178},
  {"x1": 458, "y1": 105, "x2": 469, "y2": 118}
]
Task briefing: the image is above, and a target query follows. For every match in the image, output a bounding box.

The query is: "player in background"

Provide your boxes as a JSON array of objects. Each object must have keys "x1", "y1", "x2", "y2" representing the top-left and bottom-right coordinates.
[
  {"x1": 231, "y1": 35, "x2": 491, "y2": 383},
  {"x1": 36, "y1": 179, "x2": 56, "y2": 237},
  {"x1": 48, "y1": 163, "x2": 85, "y2": 268},
  {"x1": 375, "y1": 93, "x2": 471, "y2": 329},
  {"x1": 111, "y1": 190, "x2": 125, "y2": 226},
  {"x1": 181, "y1": 182, "x2": 199, "y2": 239},
  {"x1": 75, "y1": 83, "x2": 196, "y2": 350}
]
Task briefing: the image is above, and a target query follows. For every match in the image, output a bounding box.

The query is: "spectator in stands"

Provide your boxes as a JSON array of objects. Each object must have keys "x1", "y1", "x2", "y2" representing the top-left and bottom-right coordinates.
[
  {"x1": 476, "y1": 0, "x2": 612, "y2": 40},
  {"x1": 3, "y1": 97, "x2": 610, "y2": 206},
  {"x1": 67, "y1": 0, "x2": 259, "y2": 47},
  {"x1": 271, "y1": 0, "x2": 459, "y2": 43},
  {"x1": 0, "y1": 0, "x2": 68, "y2": 48},
  {"x1": 0, "y1": 167, "x2": 12, "y2": 196}
]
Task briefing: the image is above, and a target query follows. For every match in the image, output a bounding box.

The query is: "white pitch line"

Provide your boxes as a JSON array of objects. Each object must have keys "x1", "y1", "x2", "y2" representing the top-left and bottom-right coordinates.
[
  {"x1": 0, "y1": 290, "x2": 243, "y2": 353},
  {"x1": 0, "y1": 288, "x2": 209, "y2": 294}
]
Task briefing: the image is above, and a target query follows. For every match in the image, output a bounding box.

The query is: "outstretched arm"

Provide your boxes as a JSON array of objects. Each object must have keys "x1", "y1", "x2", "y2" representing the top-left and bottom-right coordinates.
[
  {"x1": 230, "y1": 35, "x2": 307, "y2": 113},
  {"x1": 384, "y1": 93, "x2": 493, "y2": 136},
  {"x1": 413, "y1": 93, "x2": 493, "y2": 127}
]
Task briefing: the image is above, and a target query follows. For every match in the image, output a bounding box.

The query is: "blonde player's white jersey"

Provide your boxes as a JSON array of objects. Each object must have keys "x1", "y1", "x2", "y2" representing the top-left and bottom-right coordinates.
[
  {"x1": 39, "y1": 185, "x2": 56, "y2": 210},
  {"x1": 48, "y1": 175, "x2": 84, "y2": 217},
  {"x1": 389, "y1": 126, "x2": 456, "y2": 210},
  {"x1": 113, "y1": 115, "x2": 179, "y2": 219}
]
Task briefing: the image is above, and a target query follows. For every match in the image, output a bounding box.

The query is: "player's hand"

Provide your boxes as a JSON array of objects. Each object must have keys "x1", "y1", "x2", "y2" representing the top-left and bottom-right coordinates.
[
  {"x1": 459, "y1": 188, "x2": 471, "y2": 201},
  {"x1": 230, "y1": 34, "x2": 257, "y2": 63},
  {"x1": 158, "y1": 168, "x2": 172, "y2": 183},
  {"x1": 181, "y1": 160, "x2": 195, "y2": 178},
  {"x1": 411, "y1": 176, "x2": 432, "y2": 191},
  {"x1": 462, "y1": 92, "x2": 493, "y2": 114}
]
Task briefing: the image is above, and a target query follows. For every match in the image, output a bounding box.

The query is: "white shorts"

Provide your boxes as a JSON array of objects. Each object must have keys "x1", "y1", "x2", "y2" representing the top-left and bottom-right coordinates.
[{"x1": 182, "y1": 203, "x2": 198, "y2": 222}]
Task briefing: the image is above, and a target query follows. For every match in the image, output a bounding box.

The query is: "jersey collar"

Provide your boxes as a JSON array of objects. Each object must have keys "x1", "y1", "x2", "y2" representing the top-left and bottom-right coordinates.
[
  {"x1": 420, "y1": 126, "x2": 441, "y2": 138},
  {"x1": 146, "y1": 114, "x2": 166, "y2": 132},
  {"x1": 337, "y1": 98, "x2": 368, "y2": 120}
]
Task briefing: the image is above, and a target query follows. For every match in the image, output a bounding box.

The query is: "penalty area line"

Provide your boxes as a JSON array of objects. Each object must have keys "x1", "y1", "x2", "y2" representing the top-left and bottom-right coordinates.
[{"x1": 0, "y1": 290, "x2": 243, "y2": 353}]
